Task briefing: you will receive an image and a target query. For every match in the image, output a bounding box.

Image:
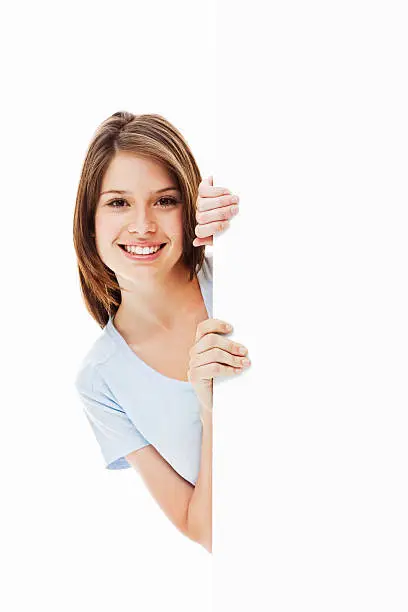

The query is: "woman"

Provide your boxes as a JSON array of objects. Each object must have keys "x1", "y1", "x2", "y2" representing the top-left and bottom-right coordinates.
[{"x1": 73, "y1": 111, "x2": 251, "y2": 553}]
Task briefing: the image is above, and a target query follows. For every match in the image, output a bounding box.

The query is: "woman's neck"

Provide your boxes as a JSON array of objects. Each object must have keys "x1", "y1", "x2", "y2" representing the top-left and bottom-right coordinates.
[{"x1": 113, "y1": 263, "x2": 201, "y2": 339}]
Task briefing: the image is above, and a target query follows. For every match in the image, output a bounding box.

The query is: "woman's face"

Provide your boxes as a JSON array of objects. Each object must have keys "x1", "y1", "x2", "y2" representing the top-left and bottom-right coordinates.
[{"x1": 95, "y1": 152, "x2": 185, "y2": 283}]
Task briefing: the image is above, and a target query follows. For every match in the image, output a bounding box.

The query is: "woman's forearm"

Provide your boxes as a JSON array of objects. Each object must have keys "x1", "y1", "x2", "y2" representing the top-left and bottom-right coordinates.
[{"x1": 186, "y1": 407, "x2": 213, "y2": 553}]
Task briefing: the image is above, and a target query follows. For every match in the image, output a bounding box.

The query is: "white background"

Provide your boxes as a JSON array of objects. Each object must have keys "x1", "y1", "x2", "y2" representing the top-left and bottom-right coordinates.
[
  {"x1": 2, "y1": 1, "x2": 408, "y2": 611},
  {"x1": 1, "y1": 2, "x2": 214, "y2": 611},
  {"x1": 214, "y1": 1, "x2": 408, "y2": 610}
]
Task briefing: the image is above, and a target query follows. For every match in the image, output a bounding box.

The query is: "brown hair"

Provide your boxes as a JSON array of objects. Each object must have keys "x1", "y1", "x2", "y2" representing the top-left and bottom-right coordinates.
[{"x1": 73, "y1": 111, "x2": 205, "y2": 329}]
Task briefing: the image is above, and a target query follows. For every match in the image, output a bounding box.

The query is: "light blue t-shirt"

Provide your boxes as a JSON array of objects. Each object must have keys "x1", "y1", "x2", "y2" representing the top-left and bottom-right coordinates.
[{"x1": 74, "y1": 253, "x2": 213, "y2": 486}]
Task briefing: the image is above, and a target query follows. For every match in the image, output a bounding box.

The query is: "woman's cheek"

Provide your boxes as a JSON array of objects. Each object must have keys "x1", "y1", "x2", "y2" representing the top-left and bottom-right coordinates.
[
  {"x1": 94, "y1": 215, "x2": 117, "y2": 263},
  {"x1": 169, "y1": 208, "x2": 184, "y2": 243}
]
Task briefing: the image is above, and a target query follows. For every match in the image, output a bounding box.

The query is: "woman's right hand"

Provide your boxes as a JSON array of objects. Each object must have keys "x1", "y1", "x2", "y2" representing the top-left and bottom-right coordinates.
[{"x1": 187, "y1": 318, "x2": 251, "y2": 419}]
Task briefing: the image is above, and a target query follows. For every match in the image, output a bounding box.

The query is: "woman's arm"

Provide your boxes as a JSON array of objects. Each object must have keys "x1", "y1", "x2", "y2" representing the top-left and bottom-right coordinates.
[
  {"x1": 125, "y1": 410, "x2": 213, "y2": 552},
  {"x1": 186, "y1": 407, "x2": 213, "y2": 552},
  {"x1": 126, "y1": 319, "x2": 249, "y2": 553},
  {"x1": 124, "y1": 446, "x2": 198, "y2": 545}
]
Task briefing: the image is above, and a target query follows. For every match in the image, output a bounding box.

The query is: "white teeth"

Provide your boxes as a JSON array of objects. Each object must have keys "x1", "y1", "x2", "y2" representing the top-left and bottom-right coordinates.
[{"x1": 124, "y1": 244, "x2": 161, "y2": 255}]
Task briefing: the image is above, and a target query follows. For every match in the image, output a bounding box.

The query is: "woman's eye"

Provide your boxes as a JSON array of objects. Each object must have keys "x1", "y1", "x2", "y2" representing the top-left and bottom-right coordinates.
[
  {"x1": 106, "y1": 197, "x2": 179, "y2": 210},
  {"x1": 107, "y1": 199, "x2": 128, "y2": 209},
  {"x1": 156, "y1": 197, "x2": 179, "y2": 208}
]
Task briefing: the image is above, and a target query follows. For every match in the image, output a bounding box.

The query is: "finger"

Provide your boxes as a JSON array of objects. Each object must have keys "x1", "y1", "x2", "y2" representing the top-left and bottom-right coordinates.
[
  {"x1": 195, "y1": 220, "x2": 230, "y2": 239},
  {"x1": 196, "y1": 203, "x2": 239, "y2": 224},
  {"x1": 192, "y1": 236, "x2": 213, "y2": 247},
  {"x1": 198, "y1": 176, "x2": 232, "y2": 198},
  {"x1": 197, "y1": 193, "x2": 239, "y2": 213},
  {"x1": 194, "y1": 318, "x2": 234, "y2": 343},
  {"x1": 188, "y1": 362, "x2": 245, "y2": 382},
  {"x1": 191, "y1": 347, "x2": 250, "y2": 370},
  {"x1": 193, "y1": 332, "x2": 248, "y2": 357}
]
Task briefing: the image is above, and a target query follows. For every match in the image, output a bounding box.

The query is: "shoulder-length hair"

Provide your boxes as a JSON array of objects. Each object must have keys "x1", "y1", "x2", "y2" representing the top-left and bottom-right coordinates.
[{"x1": 73, "y1": 111, "x2": 205, "y2": 329}]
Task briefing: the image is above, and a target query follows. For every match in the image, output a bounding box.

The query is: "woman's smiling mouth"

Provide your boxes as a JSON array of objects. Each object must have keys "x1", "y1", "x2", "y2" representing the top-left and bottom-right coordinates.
[{"x1": 118, "y1": 242, "x2": 167, "y2": 260}]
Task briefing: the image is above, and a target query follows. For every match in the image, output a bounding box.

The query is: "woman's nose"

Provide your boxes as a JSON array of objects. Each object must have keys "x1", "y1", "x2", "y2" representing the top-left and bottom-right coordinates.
[
  {"x1": 127, "y1": 221, "x2": 156, "y2": 233},
  {"x1": 127, "y1": 209, "x2": 157, "y2": 233}
]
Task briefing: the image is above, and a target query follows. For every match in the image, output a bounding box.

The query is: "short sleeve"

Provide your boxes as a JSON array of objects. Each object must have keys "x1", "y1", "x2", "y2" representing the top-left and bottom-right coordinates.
[
  {"x1": 75, "y1": 365, "x2": 151, "y2": 470},
  {"x1": 197, "y1": 251, "x2": 213, "y2": 319}
]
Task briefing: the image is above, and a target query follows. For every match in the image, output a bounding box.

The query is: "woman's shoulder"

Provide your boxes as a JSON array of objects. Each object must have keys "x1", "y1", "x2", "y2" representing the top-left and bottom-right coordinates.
[
  {"x1": 196, "y1": 249, "x2": 213, "y2": 319},
  {"x1": 74, "y1": 328, "x2": 117, "y2": 394},
  {"x1": 200, "y1": 248, "x2": 213, "y2": 282}
]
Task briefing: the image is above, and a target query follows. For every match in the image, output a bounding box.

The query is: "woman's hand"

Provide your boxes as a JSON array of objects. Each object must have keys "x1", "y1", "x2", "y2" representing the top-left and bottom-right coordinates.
[
  {"x1": 188, "y1": 318, "x2": 251, "y2": 419},
  {"x1": 193, "y1": 176, "x2": 240, "y2": 247}
]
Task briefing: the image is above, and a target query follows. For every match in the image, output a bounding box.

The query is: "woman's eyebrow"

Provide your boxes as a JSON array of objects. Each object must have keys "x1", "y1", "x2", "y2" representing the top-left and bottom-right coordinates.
[{"x1": 100, "y1": 186, "x2": 180, "y2": 196}]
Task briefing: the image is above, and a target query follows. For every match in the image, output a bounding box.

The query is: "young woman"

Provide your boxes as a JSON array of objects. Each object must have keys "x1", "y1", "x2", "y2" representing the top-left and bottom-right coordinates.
[{"x1": 73, "y1": 111, "x2": 251, "y2": 553}]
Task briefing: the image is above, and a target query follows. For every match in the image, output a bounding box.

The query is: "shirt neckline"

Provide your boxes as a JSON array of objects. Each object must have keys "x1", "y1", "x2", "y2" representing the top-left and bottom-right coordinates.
[{"x1": 105, "y1": 258, "x2": 211, "y2": 388}]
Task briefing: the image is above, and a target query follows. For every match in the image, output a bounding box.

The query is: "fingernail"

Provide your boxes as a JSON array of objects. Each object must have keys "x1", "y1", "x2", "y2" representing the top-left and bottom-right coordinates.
[
  {"x1": 231, "y1": 206, "x2": 239, "y2": 215},
  {"x1": 231, "y1": 195, "x2": 239, "y2": 204}
]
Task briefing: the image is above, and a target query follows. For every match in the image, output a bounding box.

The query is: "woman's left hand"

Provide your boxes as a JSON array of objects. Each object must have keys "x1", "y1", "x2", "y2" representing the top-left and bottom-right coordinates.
[
  {"x1": 193, "y1": 176, "x2": 240, "y2": 247},
  {"x1": 188, "y1": 317, "x2": 250, "y2": 419}
]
